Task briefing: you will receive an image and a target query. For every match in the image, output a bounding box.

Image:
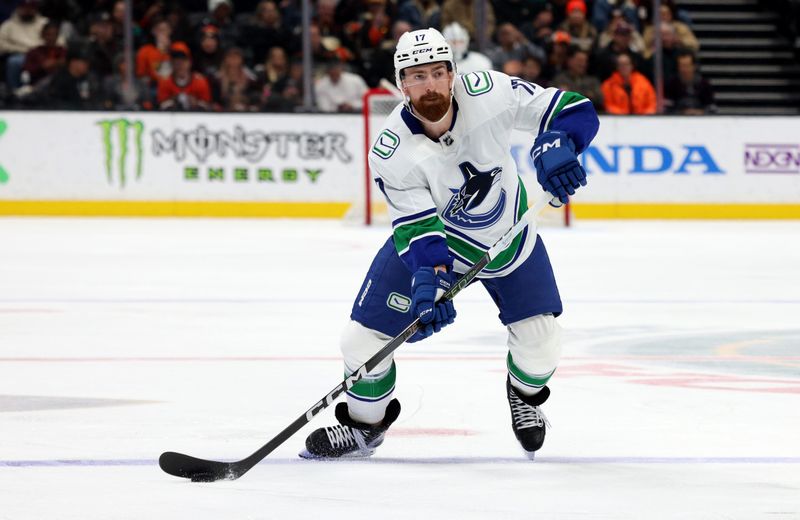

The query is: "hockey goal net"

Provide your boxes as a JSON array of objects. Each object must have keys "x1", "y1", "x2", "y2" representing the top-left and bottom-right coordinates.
[{"x1": 355, "y1": 87, "x2": 571, "y2": 227}]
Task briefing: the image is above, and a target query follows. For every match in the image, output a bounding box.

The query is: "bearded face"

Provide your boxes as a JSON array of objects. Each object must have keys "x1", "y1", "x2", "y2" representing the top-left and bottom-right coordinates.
[
  {"x1": 402, "y1": 62, "x2": 453, "y2": 122},
  {"x1": 413, "y1": 90, "x2": 451, "y2": 121}
]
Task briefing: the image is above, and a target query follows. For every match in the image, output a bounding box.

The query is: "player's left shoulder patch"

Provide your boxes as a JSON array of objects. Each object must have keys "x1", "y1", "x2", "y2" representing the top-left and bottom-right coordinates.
[
  {"x1": 372, "y1": 129, "x2": 400, "y2": 159},
  {"x1": 462, "y1": 71, "x2": 494, "y2": 96}
]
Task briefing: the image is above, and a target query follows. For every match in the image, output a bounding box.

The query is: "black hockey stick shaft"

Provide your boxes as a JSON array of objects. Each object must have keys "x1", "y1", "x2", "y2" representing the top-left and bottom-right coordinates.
[{"x1": 158, "y1": 192, "x2": 553, "y2": 482}]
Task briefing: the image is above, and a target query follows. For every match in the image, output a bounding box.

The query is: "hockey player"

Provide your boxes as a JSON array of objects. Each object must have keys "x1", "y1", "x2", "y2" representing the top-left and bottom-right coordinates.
[{"x1": 301, "y1": 28, "x2": 599, "y2": 460}]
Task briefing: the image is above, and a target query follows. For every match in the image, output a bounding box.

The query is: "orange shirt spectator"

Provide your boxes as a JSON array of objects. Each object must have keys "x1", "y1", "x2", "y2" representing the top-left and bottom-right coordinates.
[
  {"x1": 136, "y1": 19, "x2": 171, "y2": 83},
  {"x1": 157, "y1": 42, "x2": 212, "y2": 110},
  {"x1": 601, "y1": 53, "x2": 656, "y2": 114}
]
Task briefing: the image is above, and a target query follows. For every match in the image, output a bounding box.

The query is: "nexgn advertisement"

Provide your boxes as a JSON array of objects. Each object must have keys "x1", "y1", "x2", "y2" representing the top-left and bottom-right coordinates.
[{"x1": 0, "y1": 112, "x2": 799, "y2": 218}]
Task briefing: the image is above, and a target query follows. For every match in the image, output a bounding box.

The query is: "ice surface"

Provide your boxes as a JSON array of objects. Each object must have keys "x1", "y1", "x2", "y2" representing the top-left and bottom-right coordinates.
[{"x1": 0, "y1": 218, "x2": 798, "y2": 519}]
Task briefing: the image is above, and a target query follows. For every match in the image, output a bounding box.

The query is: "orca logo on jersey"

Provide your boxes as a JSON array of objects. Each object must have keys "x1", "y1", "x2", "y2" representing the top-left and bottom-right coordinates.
[{"x1": 442, "y1": 161, "x2": 507, "y2": 230}]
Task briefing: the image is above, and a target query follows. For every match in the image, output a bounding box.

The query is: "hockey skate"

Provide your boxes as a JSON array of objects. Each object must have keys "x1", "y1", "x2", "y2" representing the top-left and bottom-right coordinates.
[
  {"x1": 506, "y1": 377, "x2": 551, "y2": 459},
  {"x1": 300, "y1": 399, "x2": 401, "y2": 459}
]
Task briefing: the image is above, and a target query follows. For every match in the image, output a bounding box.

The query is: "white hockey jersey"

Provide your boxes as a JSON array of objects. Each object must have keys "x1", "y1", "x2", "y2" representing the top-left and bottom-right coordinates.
[
  {"x1": 367, "y1": 69, "x2": 595, "y2": 278},
  {"x1": 456, "y1": 51, "x2": 493, "y2": 75}
]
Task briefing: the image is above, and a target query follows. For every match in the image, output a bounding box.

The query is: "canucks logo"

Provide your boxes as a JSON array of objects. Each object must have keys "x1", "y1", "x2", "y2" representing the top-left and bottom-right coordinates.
[{"x1": 442, "y1": 161, "x2": 506, "y2": 230}]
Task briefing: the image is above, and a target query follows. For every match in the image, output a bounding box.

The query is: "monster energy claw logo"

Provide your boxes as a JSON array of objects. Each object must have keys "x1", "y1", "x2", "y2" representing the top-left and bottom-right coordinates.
[
  {"x1": 98, "y1": 119, "x2": 144, "y2": 187},
  {"x1": 0, "y1": 120, "x2": 9, "y2": 184}
]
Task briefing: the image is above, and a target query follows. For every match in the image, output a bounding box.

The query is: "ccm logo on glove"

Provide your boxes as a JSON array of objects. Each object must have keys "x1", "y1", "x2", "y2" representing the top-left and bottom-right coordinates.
[
  {"x1": 409, "y1": 267, "x2": 457, "y2": 343},
  {"x1": 530, "y1": 130, "x2": 588, "y2": 206}
]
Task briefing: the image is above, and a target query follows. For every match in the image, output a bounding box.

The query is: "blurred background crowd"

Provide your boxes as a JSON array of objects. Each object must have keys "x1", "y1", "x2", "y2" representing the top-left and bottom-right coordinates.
[{"x1": 0, "y1": 0, "x2": 798, "y2": 114}]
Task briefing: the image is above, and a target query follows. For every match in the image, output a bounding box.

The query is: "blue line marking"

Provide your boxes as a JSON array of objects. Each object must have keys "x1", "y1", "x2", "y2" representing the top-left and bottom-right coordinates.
[
  {"x1": 2, "y1": 456, "x2": 799, "y2": 467},
  {"x1": 1, "y1": 298, "x2": 800, "y2": 305}
]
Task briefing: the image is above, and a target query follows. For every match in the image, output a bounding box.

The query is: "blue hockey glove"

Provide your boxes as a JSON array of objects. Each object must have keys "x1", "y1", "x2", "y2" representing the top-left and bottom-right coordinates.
[
  {"x1": 530, "y1": 130, "x2": 587, "y2": 206},
  {"x1": 408, "y1": 267, "x2": 457, "y2": 343}
]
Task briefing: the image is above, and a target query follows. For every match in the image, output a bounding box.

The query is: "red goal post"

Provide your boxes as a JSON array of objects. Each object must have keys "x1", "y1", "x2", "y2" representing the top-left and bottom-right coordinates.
[{"x1": 358, "y1": 87, "x2": 571, "y2": 227}]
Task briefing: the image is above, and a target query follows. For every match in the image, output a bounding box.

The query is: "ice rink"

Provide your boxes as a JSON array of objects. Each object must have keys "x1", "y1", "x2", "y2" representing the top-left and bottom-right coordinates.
[{"x1": 1, "y1": 217, "x2": 798, "y2": 519}]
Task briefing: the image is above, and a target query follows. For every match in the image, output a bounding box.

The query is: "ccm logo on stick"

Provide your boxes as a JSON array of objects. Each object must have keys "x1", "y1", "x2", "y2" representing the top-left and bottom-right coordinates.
[{"x1": 305, "y1": 366, "x2": 369, "y2": 421}]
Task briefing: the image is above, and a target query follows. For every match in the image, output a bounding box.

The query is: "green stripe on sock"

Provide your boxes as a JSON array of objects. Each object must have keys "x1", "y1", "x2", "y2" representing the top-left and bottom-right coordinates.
[
  {"x1": 507, "y1": 352, "x2": 555, "y2": 388},
  {"x1": 347, "y1": 362, "x2": 397, "y2": 399}
]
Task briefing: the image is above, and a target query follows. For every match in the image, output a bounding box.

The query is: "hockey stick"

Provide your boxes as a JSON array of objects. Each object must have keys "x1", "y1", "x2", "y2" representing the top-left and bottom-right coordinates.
[{"x1": 159, "y1": 191, "x2": 555, "y2": 482}]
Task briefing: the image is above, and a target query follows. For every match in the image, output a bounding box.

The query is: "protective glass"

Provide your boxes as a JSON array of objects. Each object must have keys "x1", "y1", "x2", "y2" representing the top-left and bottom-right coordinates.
[{"x1": 402, "y1": 65, "x2": 451, "y2": 89}]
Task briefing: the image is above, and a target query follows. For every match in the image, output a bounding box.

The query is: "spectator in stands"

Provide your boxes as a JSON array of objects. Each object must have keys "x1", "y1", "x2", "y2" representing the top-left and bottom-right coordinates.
[
  {"x1": 315, "y1": 0, "x2": 347, "y2": 44},
  {"x1": 592, "y1": 21, "x2": 645, "y2": 80},
  {"x1": 157, "y1": 41, "x2": 212, "y2": 110},
  {"x1": 139, "y1": 1, "x2": 167, "y2": 31},
  {"x1": 601, "y1": 52, "x2": 656, "y2": 114},
  {"x1": 552, "y1": 46, "x2": 603, "y2": 109},
  {"x1": 256, "y1": 45, "x2": 288, "y2": 102},
  {"x1": 664, "y1": 50, "x2": 715, "y2": 115},
  {"x1": 486, "y1": 23, "x2": 546, "y2": 72},
  {"x1": 37, "y1": 0, "x2": 77, "y2": 43},
  {"x1": 109, "y1": 0, "x2": 141, "y2": 45},
  {"x1": 597, "y1": 8, "x2": 645, "y2": 54},
  {"x1": 591, "y1": 0, "x2": 639, "y2": 33},
  {"x1": 308, "y1": 23, "x2": 353, "y2": 76},
  {"x1": 136, "y1": 18, "x2": 172, "y2": 86},
  {"x1": 521, "y1": 54, "x2": 546, "y2": 85},
  {"x1": 543, "y1": 30, "x2": 571, "y2": 81},
  {"x1": 102, "y1": 53, "x2": 152, "y2": 110},
  {"x1": 443, "y1": 22, "x2": 492, "y2": 74},
  {"x1": 502, "y1": 58, "x2": 522, "y2": 77},
  {"x1": 44, "y1": 44, "x2": 100, "y2": 109},
  {"x1": 441, "y1": 0, "x2": 495, "y2": 45},
  {"x1": 644, "y1": 22, "x2": 685, "y2": 86},
  {"x1": 0, "y1": 0, "x2": 49, "y2": 91},
  {"x1": 362, "y1": 19, "x2": 410, "y2": 88},
  {"x1": 86, "y1": 12, "x2": 118, "y2": 78},
  {"x1": 558, "y1": 0, "x2": 597, "y2": 53},
  {"x1": 205, "y1": 0, "x2": 239, "y2": 50},
  {"x1": 21, "y1": 20, "x2": 64, "y2": 88},
  {"x1": 520, "y1": 5, "x2": 555, "y2": 49},
  {"x1": 643, "y1": 3, "x2": 698, "y2": 59},
  {"x1": 352, "y1": 0, "x2": 393, "y2": 68},
  {"x1": 262, "y1": 57, "x2": 304, "y2": 111},
  {"x1": 492, "y1": 0, "x2": 548, "y2": 27},
  {"x1": 164, "y1": 4, "x2": 193, "y2": 46},
  {"x1": 396, "y1": 0, "x2": 441, "y2": 30},
  {"x1": 212, "y1": 47, "x2": 258, "y2": 111},
  {"x1": 243, "y1": 0, "x2": 295, "y2": 64},
  {"x1": 314, "y1": 59, "x2": 367, "y2": 113},
  {"x1": 193, "y1": 24, "x2": 223, "y2": 77}
]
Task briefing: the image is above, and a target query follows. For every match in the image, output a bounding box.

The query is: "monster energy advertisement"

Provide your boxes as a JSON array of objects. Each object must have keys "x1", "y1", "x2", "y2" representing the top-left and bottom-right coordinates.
[
  {"x1": 95, "y1": 115, "x2": 354, "y2": 193},
  {"x1": 0, "y1": 112, "x2": 362, "y2": 203}
]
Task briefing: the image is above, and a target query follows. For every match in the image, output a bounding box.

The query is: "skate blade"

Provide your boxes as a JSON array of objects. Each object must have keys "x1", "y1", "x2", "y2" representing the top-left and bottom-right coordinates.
[
  {"x1": 298, "y1": 448, "x2": 376, "y2": 460},
  {"x1": 523, "y1": 450, "x2": 536, "y2": 461}
]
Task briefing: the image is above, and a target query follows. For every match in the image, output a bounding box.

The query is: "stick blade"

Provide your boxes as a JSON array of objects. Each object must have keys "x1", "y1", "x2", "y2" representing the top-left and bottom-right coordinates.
[{"x1": 159, "y1": 451, "x2": 240, "y2": 482}]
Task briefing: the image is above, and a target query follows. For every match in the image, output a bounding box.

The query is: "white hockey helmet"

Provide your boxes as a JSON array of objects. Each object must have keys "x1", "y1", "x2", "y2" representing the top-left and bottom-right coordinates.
[
  {"x1": 393, "y1": 27, "x2": 456, "y2": 94},
  {"x1": 442, "y1": 22, "x2": 470, "y2": 61}
]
